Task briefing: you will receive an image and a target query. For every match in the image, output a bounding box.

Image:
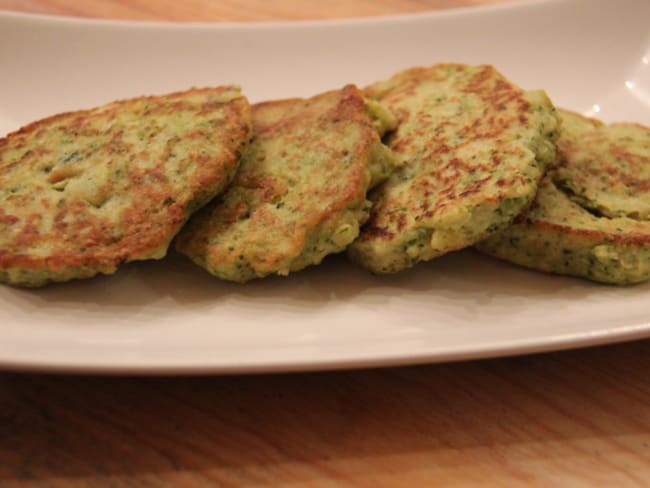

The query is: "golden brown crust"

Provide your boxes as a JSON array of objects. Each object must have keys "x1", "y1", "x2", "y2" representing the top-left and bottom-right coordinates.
[
  {"x1": 514, "y1": 213, "x2": 650, "y2": 246},
  {"x1": 365, "y1": 65, "x2": 533, "y2": 237},
  {"x1": 555, "y1": 120, "x2": 650, "y2": 219},
  {"x1": 0, "y1": 86, "x2": 252, "y2": 286},
  {"x1": 176, "y1": 85, "x2": 397, "y2": 282},
  {"x1": 348, "y1": 64, "x2": 558, "y2": 273},
  {"x1": 477, "y1": 113, "x2": 650, "y2": 285}
]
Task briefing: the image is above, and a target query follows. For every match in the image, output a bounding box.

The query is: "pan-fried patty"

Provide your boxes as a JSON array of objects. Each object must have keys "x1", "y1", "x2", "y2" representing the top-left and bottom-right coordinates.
[
  {"x1": 477, "y1": 110, "x2": 650, "y2": 284},
  {"x1": 0, "y1": 86, "x2": 252, "y2": 287},
  {"x1": 348, "y1": 64, "x2": 558, "y2": 273},
  {"x1": 175, "y1": 85, "x2": 397, "y2": 282}
]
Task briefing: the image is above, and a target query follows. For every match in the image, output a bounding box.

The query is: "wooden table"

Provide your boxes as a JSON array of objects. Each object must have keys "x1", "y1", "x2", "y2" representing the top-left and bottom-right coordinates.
[{"x1": 1, "y1": 1, "x2": 650, "y2": 486}]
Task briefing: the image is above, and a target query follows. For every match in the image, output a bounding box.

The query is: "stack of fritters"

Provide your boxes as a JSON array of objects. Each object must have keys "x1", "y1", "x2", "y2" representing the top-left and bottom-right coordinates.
[
  {"x1": 1, "y1": 63, "x2": 648, "y2": 287},
  {"x1": 477, "y1": 110, "x2": 650, "y2": 284}
]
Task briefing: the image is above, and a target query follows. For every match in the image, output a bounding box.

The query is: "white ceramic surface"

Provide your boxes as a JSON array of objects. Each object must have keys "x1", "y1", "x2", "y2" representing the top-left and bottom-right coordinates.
[{"x1": 0, "y1": 0, "x2": 649, "y2": 374}]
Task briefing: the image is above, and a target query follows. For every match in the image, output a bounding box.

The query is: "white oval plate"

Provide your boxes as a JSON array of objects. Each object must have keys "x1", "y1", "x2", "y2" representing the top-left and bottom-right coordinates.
[{"x1": 0, "y1": 0, "x2": 649, "y2": 374}]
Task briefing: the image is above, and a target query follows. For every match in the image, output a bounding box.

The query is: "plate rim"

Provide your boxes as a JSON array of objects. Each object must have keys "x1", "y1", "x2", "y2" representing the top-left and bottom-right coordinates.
[
  {"x1": 0, "y1": 0, "x2": 560, "y2": 30},
  {"x1": 1, "y1": 321, "x2": 649, "y2": 375}
]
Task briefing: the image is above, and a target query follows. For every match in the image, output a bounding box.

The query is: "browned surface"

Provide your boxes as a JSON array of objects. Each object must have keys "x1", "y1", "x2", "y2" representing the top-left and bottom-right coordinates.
[
  {"x1": 557, "y1": 122, "x2": 650, "y2": 219},
  {"x1": 361, "y1": 64, "x2": 534, "y2": 238},
  {"x1": 176, "y1": 85, "x2": 385, "y2": 282},
  {"x1": 350, "y1": 64, "x2": 554, "y2": 274},
  {"x1": 2, "y1": 1, "x2": 650, "y2": 487},
  {"x1": 0, "y1": 87, "x2": 251, "y2": 286}
]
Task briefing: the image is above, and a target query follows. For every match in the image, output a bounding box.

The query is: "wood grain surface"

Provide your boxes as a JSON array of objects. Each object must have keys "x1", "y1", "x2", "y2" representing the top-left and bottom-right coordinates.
[
  {"x1": 2, "y1": 342, "x2": 650, "y2": 487},
  {"x1": 1, "y1": 1, "x2": 649, "y2": 487}
]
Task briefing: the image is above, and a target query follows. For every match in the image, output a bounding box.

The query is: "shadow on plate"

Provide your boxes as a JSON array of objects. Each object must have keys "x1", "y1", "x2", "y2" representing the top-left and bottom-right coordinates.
[{"x1": 3, "y1": 248, "x2": 619, "y2": 312}]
